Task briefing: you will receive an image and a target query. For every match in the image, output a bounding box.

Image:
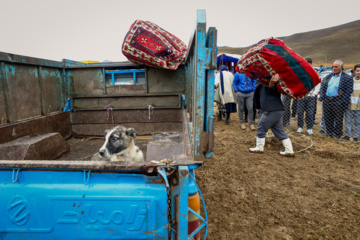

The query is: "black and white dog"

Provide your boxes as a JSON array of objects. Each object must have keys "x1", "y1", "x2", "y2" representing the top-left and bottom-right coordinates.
[{"x1": 92, "y1": 126, "x2": 144, "y2": 162}]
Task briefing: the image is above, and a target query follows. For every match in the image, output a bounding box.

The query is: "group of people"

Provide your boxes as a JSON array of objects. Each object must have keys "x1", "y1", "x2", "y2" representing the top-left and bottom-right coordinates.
[
  {"x1": 284, "y1": 60, "x2": 360, "y2": 142},
  {"x1": 214, "y1": 59, "x2": 360, "y2": 157},
  {"x1": 214, "y1": 65, "x2": 257, "y2": 130}
]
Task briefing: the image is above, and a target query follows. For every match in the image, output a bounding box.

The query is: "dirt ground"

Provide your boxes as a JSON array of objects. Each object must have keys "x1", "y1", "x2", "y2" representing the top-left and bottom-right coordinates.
[{"x1": 196, "y1": 110, "x2": 360, "y2": 240}]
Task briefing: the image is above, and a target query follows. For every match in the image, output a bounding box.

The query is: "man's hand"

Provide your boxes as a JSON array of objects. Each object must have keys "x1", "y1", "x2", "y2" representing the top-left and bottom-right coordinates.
[{"x1": 269, "y1": 74, "x2": 280, "y2": 87}]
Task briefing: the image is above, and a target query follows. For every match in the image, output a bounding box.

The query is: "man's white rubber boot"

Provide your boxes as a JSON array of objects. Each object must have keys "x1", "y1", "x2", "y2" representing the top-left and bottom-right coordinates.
[
  {"x1": 249, "y1": 137, "x2": 265, "y2": 153},
  {"x1": 280, "y1": 138, "x2": 295, "y2": 157}
]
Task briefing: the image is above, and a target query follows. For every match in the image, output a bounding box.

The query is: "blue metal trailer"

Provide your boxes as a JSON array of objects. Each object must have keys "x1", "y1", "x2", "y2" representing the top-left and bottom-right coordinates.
[{"x1": 0, "y1": 10, "x2": 217, "y2": 239}]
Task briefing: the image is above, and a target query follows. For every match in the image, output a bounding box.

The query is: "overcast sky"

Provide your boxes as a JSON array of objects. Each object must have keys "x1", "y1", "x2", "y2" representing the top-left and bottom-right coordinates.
[{"x1": 1, "y1": 0, "x2": 359, "y2": 62}]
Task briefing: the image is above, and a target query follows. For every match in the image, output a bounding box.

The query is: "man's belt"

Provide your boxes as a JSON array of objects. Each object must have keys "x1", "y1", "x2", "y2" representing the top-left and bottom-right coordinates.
[{"x1": 326, "y1": 96, "x2": 340, "y2": 100}]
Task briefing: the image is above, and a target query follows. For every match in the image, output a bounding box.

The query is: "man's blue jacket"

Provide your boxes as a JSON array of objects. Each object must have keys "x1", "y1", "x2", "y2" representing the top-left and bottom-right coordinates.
[
  {"x1": 319, "y1": 72, "x2": 353, "y2": 107},
  {"x1": 232, "y1": 72, "x2": 257, "y2": 94}
]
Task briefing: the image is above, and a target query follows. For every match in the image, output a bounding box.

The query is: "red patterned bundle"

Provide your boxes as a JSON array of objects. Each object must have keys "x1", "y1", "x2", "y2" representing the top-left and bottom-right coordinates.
[
  {"x1": 236, "y1": 38, "x2": 321, "y2": 99},
  {"x1": 122, "y1": 20, "x2": 187, "y2": 70}
]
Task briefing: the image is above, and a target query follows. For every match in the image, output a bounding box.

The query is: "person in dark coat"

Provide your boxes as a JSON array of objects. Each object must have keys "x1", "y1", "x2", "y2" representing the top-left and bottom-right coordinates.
[{"x1": 250, "y1": 74, "x2": 295, "y2": 157}]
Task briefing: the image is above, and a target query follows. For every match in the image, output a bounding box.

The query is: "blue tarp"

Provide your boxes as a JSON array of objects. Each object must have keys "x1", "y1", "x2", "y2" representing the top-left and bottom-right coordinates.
[
  {"x1": 217, "y1": 53, "x2": 240, "y2": 65},
  {"x1": 217, "y1": 53, "x2": 241, "y2": 73}
]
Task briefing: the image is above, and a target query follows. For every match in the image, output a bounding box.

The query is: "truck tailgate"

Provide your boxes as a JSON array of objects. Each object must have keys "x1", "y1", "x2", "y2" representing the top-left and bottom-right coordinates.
[{"x1": 0, "y1": 169, "x2": 168, "y2": 239}]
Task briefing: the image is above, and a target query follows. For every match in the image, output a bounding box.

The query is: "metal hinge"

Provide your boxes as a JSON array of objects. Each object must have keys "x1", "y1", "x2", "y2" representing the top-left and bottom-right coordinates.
[
  {"x1": 83, "y1": 170, "x2": 91, "y2": 185},
  {"x1": 12, "y1": 168, "x2": 20, "y2": 183}
]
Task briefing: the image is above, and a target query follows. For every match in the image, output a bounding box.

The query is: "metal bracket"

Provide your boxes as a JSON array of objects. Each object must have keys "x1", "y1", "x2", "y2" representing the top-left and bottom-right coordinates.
[
  {"x1": 181, "y1": 95, "x2": 186, "y2": 109},
  {"x1": 205, "y1": 115, "x2": 215, "y2": 158},
  {"x1": 83, "y1": 170, "x2": 91, "y2": 185},
  {"x1": 12, "y1": 168, "x2": 20, "y2": 183},
  {"x1": 148, "y1": 105, "x2": 154, "y2": 120},
  {"x1": 156, "y1": 167, "x2": 169, "y2": 188},
  {"x1": 205, "y1": 47, "x2": 217, "y2": 70}
]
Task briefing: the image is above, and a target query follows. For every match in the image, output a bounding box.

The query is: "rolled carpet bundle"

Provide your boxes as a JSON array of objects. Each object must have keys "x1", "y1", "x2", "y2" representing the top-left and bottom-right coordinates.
[
  {"x1": 236, "y1": 37, "x2": 321, "y2": 99},
  {"x1": 122, "y1": 20, "x2": 187, "y2": 70}
]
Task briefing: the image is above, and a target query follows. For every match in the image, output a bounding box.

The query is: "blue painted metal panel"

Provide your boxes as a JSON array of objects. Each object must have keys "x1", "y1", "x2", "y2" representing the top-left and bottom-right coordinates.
[
  {"x1": 193, "y1": 10, "x2": 207, "y2": 159},
  {"x1": 184, "y1": 10, "x2": 217, "y2": 159},
  {"x1": 105, "y1": 70, "x2": 145, "y2": 85},
  {"x1": 0, "y1": 169, "x2": 168, "y2": 239},
  {"x1": 177, "y1": 166, "x2": 189, "y2": 240},
  {"x1": 205, "y1": 27, "x2": 217, "y2": 158}
]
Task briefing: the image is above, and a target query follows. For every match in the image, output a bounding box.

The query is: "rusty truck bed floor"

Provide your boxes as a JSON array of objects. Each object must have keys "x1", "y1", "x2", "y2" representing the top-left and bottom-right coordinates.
[{"x1": 57, "y1": 137, "x2": 149, "y2": 160}]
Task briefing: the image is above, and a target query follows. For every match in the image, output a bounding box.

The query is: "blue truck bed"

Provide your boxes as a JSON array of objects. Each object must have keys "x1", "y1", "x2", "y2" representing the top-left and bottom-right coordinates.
[{"x1": 0, "y1": 9, "x2": 216, "y2": 240}]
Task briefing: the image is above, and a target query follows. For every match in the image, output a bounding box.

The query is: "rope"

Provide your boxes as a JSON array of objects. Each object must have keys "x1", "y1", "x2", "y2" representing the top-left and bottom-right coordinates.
[
  {"x1": 287, "y1": 131, "x2": 359, "y2": 154},
  {"x1": 266, "y1": 130, "x2": 314, "y2": 153},
  {"x1": 287, "y1": 132, "x2": 314, "y2": 153},
  {"x1": 103, "y1": 104, "x2": 114, "y2": 126}
]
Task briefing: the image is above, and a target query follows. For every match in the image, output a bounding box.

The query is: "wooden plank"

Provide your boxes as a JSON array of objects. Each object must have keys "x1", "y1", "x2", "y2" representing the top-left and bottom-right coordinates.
[
  {"x1": 0, "y1": 112, "x2": 72, "y2": 144},
  {"x1": 147, "y1": 66, "x2": 185, "y2": 93},
  {"x1": 0, "y1": 133, "x2": 69, "y2": 160},
  {"x1": 106, "y1": 84, "x2": 146, "y2": 95},
  {"x1": 0, "y1": 62, "x2": 9, "y2": 124},
  {"x1": 72, "y1": 93, "x2": 182, "y2": 98},
  {"x1": 69, "y1": 68, "x2": 105, "y2": 96},
  {"x1": 71, "y1": 109, "x2": 181, "y2": 124},
  {"x1": 73, "y1": 95, "x2": 180, "y2": 109},
  {"x1": 72, "y1": 123, "x2": 182, "y2": 136},
  {"x1": 3, "y1": 63, "x2": 42, "y2": 122},
  {"x1": 40, "y1": 67, "x2": 66, "y2": 115},
  {"x1": 0, "y1": 51, "x2": 63, "y2": 68}
]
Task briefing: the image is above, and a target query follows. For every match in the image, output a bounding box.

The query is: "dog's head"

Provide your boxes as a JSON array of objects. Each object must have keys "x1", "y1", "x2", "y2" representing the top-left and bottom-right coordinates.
[{"x1": 98, "y1": 126, "x2": 138, "y2": 158}]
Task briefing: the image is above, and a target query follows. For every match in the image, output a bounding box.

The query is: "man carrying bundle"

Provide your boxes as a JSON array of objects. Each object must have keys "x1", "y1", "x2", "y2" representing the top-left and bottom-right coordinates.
[
  {"x1": 237, "y1": 37, "x2": 321, "y2": 157},
  {"x1": 250, "y1": 74, "x2": 295, "y2": 157}
]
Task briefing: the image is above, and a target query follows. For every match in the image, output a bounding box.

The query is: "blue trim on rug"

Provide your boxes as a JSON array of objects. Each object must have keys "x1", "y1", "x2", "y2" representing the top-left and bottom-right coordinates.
[{"x1": 265, "y1": 44, "x2": 314, "y2": 91}]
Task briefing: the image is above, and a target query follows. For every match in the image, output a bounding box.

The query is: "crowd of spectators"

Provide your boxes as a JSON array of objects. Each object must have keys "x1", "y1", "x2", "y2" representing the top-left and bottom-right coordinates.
[{"x1": 215, "y1": 60, "x2": 360, "y2": 144}]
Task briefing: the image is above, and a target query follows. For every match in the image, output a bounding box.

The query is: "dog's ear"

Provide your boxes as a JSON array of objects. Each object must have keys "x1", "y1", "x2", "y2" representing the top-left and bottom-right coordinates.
[
  {"x1": 126, "y1": 128, "x2": 137, "y2": 138},
  {"x1": 104, "y1": 129, "x2": 110, "y2": 136}
]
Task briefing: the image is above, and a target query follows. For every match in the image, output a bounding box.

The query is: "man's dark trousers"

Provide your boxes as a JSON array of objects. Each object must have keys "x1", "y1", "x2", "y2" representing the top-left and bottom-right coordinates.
[
  {"x1": 297, "y1": 96, "x2": 317, "y2": 129},
  {"x1": 323, "y1": 97, "x2": 345, "y2": 137}
]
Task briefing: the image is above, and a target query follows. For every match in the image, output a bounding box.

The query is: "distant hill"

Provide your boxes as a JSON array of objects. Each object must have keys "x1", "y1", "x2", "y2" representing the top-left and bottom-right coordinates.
[{"x1": 218, "y1": 19, "x2": 360, "y2": 65}]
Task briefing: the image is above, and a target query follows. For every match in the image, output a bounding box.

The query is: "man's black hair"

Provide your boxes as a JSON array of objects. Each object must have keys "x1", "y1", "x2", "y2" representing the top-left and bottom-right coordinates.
[
  {"x1": 305, "y1": 58, "x2": 312, "y2": 64},
  {"x1": 353, "y1": 64, "x2": 360, "y2": 72}
]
